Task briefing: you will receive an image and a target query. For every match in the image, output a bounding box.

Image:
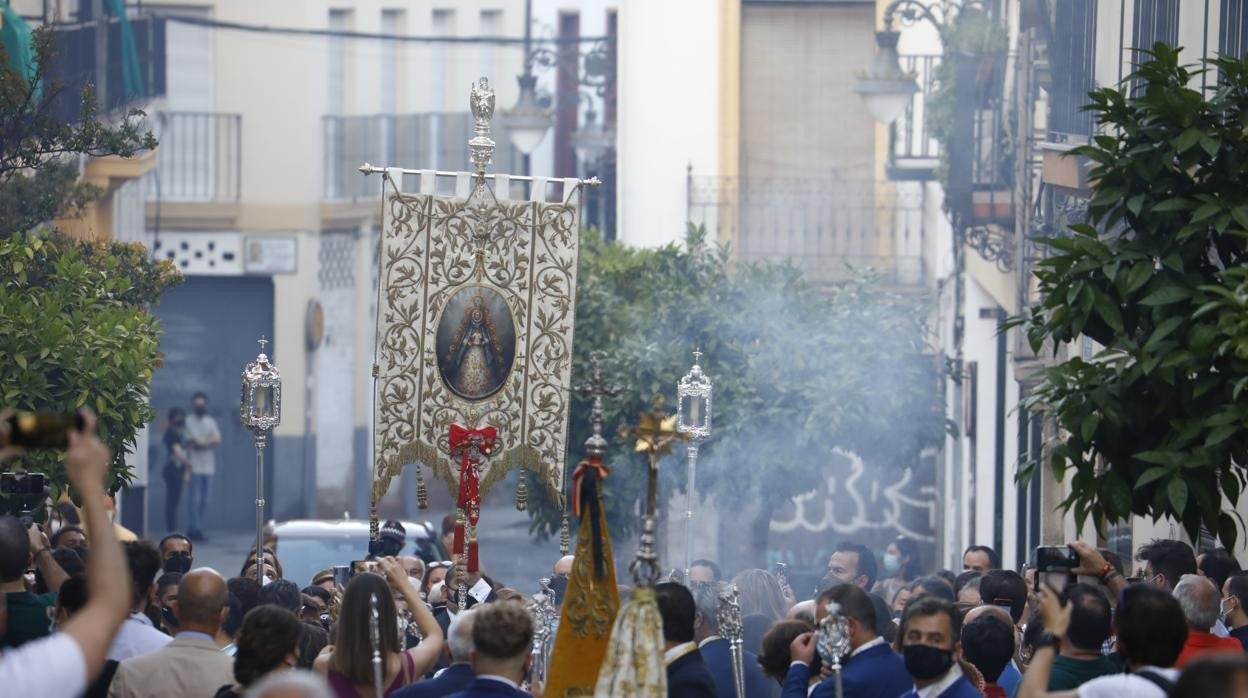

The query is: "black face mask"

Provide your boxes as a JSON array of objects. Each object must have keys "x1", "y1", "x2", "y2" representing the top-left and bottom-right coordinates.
[
  {"x1": 161, "y1": 605, "x2": 178, "y2": 631},
  {"x1": 164, "y1": 551, "x2": 192, "y2": 575},
  {"x1": 903, "y1": 644, "x2": 954, "y2": 681}
]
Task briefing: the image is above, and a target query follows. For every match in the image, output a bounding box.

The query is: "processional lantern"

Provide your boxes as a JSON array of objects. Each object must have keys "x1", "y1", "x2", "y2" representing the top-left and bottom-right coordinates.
[
  {"x1": 675, "y1": 349, "x2": 712, "y2": 574},
  {"x1": 239, "y1": 336, "x2": 281, "y2": 585}
]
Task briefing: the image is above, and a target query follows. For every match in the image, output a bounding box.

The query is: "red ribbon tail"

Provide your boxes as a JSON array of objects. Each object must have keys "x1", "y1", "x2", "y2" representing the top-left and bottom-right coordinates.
[
  {"x1": 453, "y1": 519, "x2": 465, "y2": 558},
  {"x1": 467, "y1": 539, "x2": 479, "y2": 572}
]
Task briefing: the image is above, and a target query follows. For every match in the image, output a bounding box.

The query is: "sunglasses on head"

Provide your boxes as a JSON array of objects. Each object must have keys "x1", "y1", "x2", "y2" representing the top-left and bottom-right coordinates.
[{"x1": 428, "y1": 561, "x2": 453, "y2": 570}]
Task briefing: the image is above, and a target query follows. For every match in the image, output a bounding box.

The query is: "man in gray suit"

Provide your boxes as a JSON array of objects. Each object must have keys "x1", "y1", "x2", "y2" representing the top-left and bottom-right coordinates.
[{"x1": 108, "y1": 568, "x2": 233, "y2": 698}]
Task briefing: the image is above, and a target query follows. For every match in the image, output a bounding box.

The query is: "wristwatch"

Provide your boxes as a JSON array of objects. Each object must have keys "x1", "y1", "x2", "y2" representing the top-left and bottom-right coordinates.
[{"x1": 1032, "y1": 632, "x2": 1058, "y2": 651}]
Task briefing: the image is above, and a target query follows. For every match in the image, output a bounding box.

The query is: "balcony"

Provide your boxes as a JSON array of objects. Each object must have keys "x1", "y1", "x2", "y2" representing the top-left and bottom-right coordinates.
[
  {"x1": 324, "y1": 113, "x2": 518, "y2": 200},
  {"x1": 147, "y1": 112, "x2": 242, "y2": 203},
  {"x1": 687, "y1": 176, "x2": 926, "y2": 288},
  {"x1": 888, "y1": 55, "x2": 940, "y2": 181},
  {"x1": 44, "y1": 15, "x2": 167, "y2": 124}
]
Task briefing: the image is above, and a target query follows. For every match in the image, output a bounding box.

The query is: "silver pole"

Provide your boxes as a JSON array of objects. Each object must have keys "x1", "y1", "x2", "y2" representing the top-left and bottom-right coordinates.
[
  {"x1": 684, "y1": 442, "x2": 698, "y2": 575},
  {"x1": 255, "y1": 434, "x2": 266, "y2": 585}
]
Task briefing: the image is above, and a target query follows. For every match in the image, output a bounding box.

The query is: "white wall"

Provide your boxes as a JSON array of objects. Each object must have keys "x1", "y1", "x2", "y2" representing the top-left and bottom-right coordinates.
[{"x1": 616, "y1": 0, "x2": 722, "y2": 248}]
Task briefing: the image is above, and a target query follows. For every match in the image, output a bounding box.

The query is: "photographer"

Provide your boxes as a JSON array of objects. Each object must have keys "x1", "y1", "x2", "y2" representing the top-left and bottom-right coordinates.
[{"x1": 0, "y1": 412, "x2": 134, "y2": 696}]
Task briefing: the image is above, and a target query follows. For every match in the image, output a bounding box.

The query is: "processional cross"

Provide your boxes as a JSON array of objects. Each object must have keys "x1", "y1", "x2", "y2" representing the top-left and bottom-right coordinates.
[{"x1": 620, "y1": 394, "x2": 687, "y2": 586}]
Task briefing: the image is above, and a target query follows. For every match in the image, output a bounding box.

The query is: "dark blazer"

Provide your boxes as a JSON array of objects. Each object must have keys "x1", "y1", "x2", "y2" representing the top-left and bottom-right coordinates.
[
  {"x1": 782, "y1": 642, "x2": 913, "y2": 698},
  {"x1": 700, "y1": 637, "x2": 772, "y2": 698},
  {"x1": 899, "y1": 674, "x2": 980, "y2": 698},
  {"x1": 445, "y1": 676, "x2": 530, "y2": 698},
  {"x1": 667, "y1": 648, "x2": 718, "y2": 698},
  {"x1": 395, "y1": 663, "x2": 476, "y2": 698}
]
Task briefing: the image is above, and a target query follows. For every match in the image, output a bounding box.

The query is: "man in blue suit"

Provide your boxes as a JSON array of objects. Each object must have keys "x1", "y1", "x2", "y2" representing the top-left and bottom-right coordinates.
[
  {"x1": 691, "y1": 580, "x2": 773, "y2": 698},
  {"x1": 446, "y1": 602, "x2": 533, "y2": 698},
  {"x1": 897, "y1": 596, "x2": 979, "y2": 698},
  {"x1": 395, "y1": 608, "x2": 477, "y2": 697},
  {"x1": 783, "y1": 584, "x2": 912, "y2": 698},
  {"x1": 656, "y1": 582, "x2": 718, "y2": 698}
]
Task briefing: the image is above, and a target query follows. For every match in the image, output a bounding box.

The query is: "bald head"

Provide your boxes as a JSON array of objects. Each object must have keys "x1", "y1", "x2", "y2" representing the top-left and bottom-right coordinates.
[
  {"x1": 1174, "y1": 573, "x2": 1221, "y2": 630},
  {"x1": 964, "y1": 603, "x2": 1012, "y2": 627},
  {"x1": 175, "y1": 568, "x2": 228, "y2": 632},
  {"x1": 553, "y1": 555, "x2": 574, "y2": 576},
  {"x1": 787, "y1": 599, "x2": 816, "y2": 625}
]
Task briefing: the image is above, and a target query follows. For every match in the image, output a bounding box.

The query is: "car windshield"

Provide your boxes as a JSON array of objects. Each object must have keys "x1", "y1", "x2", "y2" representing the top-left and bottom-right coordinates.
[{"x1": 274, "y1": 533, "x2": 442, "y2": 587}]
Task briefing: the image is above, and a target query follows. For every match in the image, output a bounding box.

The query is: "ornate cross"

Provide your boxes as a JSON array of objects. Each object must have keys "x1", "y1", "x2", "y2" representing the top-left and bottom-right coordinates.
[
  {"x1": 574, "y1": 350, "x2": 624, "y2": 458},
  {"x1": 258, "y1": 336, "x2": 269, "y2": 353}
]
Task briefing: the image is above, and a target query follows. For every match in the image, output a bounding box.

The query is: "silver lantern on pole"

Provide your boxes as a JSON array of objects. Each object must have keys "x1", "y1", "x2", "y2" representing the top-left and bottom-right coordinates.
[
  {"x1": 675, "y1": 349, "x2": 712, "y2": 576},
  {"x1": 240, "y1": 337, "x2": 281, "y2": 585}
]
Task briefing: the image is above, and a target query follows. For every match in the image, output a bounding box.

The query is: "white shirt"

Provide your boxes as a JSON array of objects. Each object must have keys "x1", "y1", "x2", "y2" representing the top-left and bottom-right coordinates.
[
  {"x1": 184, "y1": 414, "x2": 220, "y2": 475},
  {"x1": 107, "y1": 612, "x2": 172, "y2": 661},
  {"x1": 664, "y1": 642, "x2": 698, "y2": 665},
  {"x1": 1077, "y1": 667, "x2": 1179, "y2": 698},
  {"x1": 915, "y1": 663, "x2": 963, "y2": 698},
  {"x1": 478, "y1": 674, "x2": 520, "y2": 690},
  {"x1": 0, "y1": 631, "x2": 88, "y2": 698},
  {"x1": 850, "y1": 636, "x2": 886, "y2": 657}
]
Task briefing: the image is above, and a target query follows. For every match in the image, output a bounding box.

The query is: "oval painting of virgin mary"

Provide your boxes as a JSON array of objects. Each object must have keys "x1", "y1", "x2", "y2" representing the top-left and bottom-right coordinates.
[{"x1": 436, "y1": 286, "x2": 516, "y2": 401}]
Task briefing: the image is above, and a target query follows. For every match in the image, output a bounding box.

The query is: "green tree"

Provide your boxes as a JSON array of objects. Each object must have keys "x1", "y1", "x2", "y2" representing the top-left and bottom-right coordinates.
[
  {"x1": 525, "y1": 226, "x2": 946, "y2": 561},
  {"x1": 0, "y1": 27, "x2": 178, "y2": 496},
  {"x1": 1017, "y1": 46, "x2": 1248, "y2": 547}
]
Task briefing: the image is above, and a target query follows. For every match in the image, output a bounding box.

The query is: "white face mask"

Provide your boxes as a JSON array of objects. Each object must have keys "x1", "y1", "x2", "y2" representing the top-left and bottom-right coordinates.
[
  {"x1": 261, "y1": 575, "x2": 275, "y2": 586},
  {"x1": 48, "y1": 519, "x2": 63, "y2": 535}
]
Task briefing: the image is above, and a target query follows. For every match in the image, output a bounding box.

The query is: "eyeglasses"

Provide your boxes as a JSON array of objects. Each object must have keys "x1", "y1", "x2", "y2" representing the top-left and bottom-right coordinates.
[{"x1": 427, "y1": 561, "x2": 453, "y2": 570}]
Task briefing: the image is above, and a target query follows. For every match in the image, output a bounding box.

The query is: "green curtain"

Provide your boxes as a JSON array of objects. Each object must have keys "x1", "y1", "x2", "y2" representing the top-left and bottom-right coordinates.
[
  {"x1": 104, "y1": 0, "x2": 145, "y2": 100},
  {"x1": 0, "y1": 4, "x2": 38, "y2": 98}
]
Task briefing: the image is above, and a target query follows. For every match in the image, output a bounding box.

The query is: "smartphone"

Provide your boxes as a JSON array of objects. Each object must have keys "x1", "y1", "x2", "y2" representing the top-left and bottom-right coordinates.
[
  {"x1": 1032, "y1": 545, "x2": 1078, "y2": 592},
  {"x1": 332, "y1": 564, "x2": 351, "y2": 590},
  {"x1": 3, "y1": 412, "x2": 84, "y2": 450},
  {"x1": 351, "y1": 559, "x2": 379, "y2": 577},
  {"x1": 0, "y1": 472, "x2": 46, "y2": 496}
]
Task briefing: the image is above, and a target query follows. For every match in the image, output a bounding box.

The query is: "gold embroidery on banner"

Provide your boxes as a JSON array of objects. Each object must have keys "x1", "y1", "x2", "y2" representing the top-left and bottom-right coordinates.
[{"x1": 371, "y1": 180, "x2": 581, "y2": 514}]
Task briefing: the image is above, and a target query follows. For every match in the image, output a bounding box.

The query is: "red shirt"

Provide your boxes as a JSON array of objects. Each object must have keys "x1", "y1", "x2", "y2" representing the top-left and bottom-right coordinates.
[{"x1": 1176, "y1": 630, "x2": 1243, "y2": 668}]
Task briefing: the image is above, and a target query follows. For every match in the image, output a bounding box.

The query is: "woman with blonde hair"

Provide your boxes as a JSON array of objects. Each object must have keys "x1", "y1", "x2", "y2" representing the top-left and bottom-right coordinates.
[{"x1": 732, "y1": 568, "x2": 791, "y2": 621}]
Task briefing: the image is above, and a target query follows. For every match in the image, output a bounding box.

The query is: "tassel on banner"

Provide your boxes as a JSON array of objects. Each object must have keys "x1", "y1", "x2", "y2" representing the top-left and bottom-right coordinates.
[
  {"x1": 453, "y1": 508, "x2": 466, "y2": 559},
  {"x1": 560, "y1": 506, "x2": 570, "y2": 555},
  {"x1": 515, "y1": 473, "x2": 528, "y2": 511},
  {"x1": 416, "y1": 466, "x2": 428, "y2": 510}
]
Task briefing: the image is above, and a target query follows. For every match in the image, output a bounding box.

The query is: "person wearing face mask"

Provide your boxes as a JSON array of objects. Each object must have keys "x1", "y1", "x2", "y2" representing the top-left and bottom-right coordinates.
[
  {"x1": 786, "y1": 584, "x2": 912, "y2": 698},
  {"x1": 895, "y1": 596, "x2": 979, "y2": 698},
  {"x1": 1222, "y1": 571, "x2": 1248, "y2": 649},
  {"x1": 875, "y1": 536, "x2": 922, "y2": 606},
  {"x1": 184, "y1": 392, "x2": 222, "y2": 543},
  {"x1": 156, "y1": 572, "x2": 182, "y2": 635},
  {"x1": 822, "y1": 542, "x2": 878, "y2": 593},
  {"x1": 107, "y1": 541, "x2": 172, "y2": 662},
  {"x1": 159, "y1": 533, "x2": 194, "y2": 575},
  {"x1": 161, "y1": 408, "x2": 192, "y2": 533}
]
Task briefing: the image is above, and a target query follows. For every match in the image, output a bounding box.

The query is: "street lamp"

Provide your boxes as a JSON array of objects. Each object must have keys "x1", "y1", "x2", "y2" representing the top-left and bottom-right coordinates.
[
  {"x1": 851, "y1": 29, "x2": 919, "y2": 125},
  {"x1": 572, "y1": 104, "x2": 613, "y2": 171},
  {"x1": 240, "y1": 336, "x2": 281, "y2": 585},
  {"x1": 497, "y1": 0, "x2": 554, "y2": 174},
  {"x1": 675, "y1": 349, "x2": 712, "y2": 575}
]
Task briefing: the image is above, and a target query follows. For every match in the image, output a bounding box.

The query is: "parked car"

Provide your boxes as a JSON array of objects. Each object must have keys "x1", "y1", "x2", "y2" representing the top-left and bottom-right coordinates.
[{"x1": 270, "y1": 518, "x2": 446, "y2": 587}]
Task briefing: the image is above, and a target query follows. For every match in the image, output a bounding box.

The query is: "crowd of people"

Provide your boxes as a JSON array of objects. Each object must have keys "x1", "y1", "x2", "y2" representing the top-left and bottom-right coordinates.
[{"x1": 5, "y1": 417, "x2": 1248, "y2": 697}]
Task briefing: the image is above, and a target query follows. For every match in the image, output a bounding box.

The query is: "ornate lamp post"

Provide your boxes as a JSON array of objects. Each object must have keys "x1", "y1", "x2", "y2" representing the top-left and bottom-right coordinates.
[
  {"x1": 675, "y1": 349, "x2": 712, "y2": 575},
  {"x1": 240, "y1": 337, "x2": 281, "y2": 585},
  {"x1": 497, "y1": 0, "x2": 554, "y2": 174}
]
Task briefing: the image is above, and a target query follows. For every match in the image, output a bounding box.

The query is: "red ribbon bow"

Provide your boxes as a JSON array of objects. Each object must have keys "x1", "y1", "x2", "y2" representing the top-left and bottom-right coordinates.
[{"x1": 448, "y1": 424, "x2": 496, "y2": 572}]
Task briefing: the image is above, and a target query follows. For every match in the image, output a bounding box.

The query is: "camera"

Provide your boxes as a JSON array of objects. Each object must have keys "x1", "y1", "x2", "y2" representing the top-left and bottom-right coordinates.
[
  {"x1": 1032, "y1": 545, "x2": 1079, "y2": 592},
  {"x1": 0, "y1": 472, "x2": 48, "y2": 525},
  {"x1": 2, "y1": 412, "x2": 84, "y2": 450}
]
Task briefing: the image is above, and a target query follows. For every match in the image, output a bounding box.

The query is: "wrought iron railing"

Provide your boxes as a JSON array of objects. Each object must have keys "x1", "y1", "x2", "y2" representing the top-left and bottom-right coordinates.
[
  {"x1": 687, "y1": 175, "x2": 927, "y2": 287},
  {"x1": 148, "y1": 112, "x2": 242, "y2": 202},
  {"x1": 323, "y1": 113, "x2": 517, "y2": 199},
  {"x1": 889, "y1": 55, "x2": 941, "y2": 181}
]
